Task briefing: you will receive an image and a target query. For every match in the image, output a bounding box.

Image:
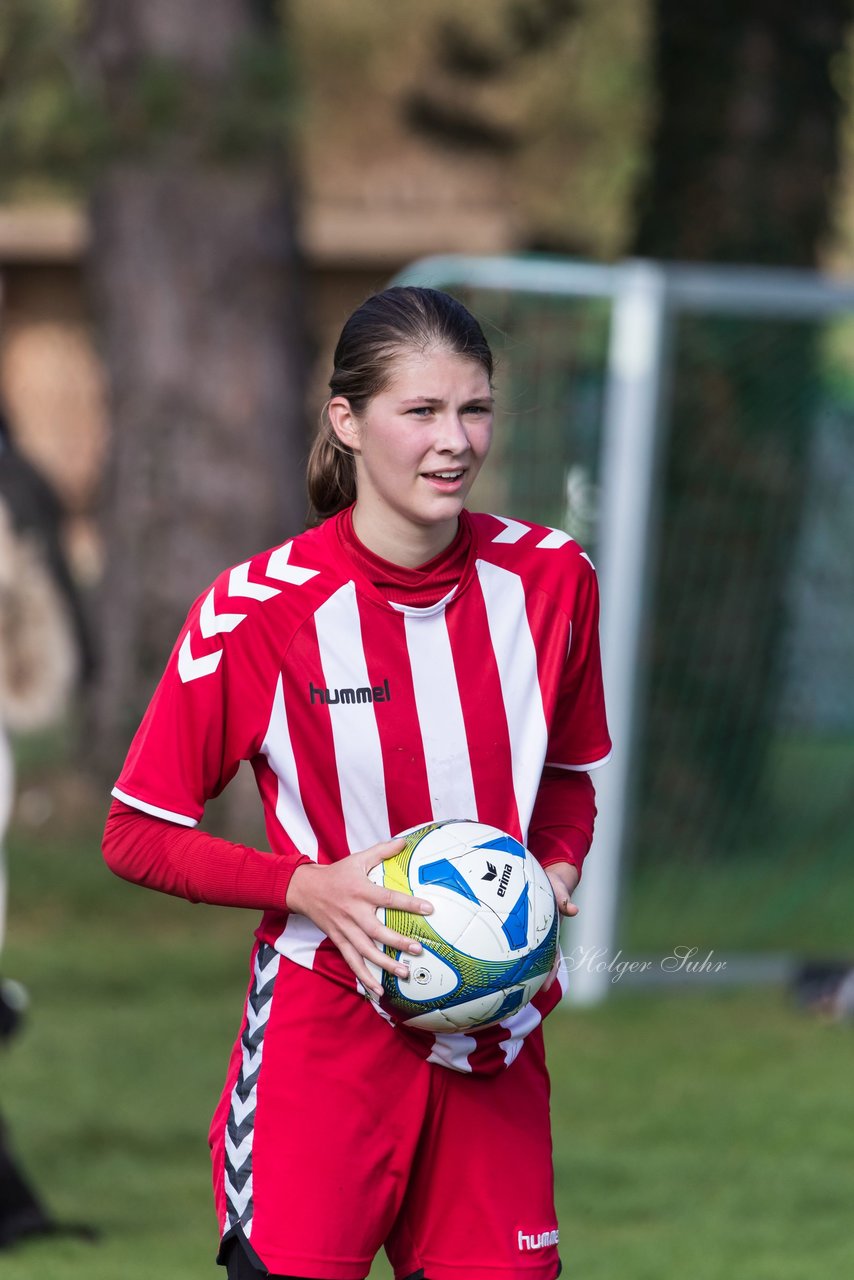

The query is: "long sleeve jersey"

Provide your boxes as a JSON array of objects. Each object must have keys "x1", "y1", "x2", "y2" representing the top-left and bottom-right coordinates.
[{"x1": 105, "y1": 508, "x2": 611, "y2": 1074}]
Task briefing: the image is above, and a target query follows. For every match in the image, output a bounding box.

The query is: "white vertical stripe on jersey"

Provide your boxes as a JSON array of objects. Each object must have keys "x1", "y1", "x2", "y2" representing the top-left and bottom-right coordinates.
[
  {"x1": 314, "y1": 582, "x2": 391, "y2": 850},
  {"x1": 276, "y1": 912, "x2": 327, "y2": 968},
  {"x1": 403, "y1": 612, "x2": 478, "y2": 822},
  {"x1": 260, "y1": 675, "x2": 318, "y2": 860},
  {"x1": 260, "y1": 675, "x2": 326, "y2": 965},
  {"x1": 475, "y1": 559, "x2": 549, "y2": 839}
]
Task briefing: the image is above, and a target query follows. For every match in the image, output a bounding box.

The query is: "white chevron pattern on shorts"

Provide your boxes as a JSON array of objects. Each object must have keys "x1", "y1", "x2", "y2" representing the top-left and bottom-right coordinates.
[
  {"x1": 245, "y1": 998, "x2": 273, "y2": 1039},
  {"x1": 224, "y1": 1171, "x2": 253, "y2": 1218},
  {"x1": 222, "y1": 943, "x2": 280, "y2": 1242},
  {"x1": 254, "y1": 950, "x2": 279, "y2": 992},
  {"x1": 229, "y1": 1084, "x2": 257, "y2": 1128},
  {"x1": 225, "y1": 1130, "x2": 254, "y2": 1171},
  {"x1": 240, "y1": 1043, "x2": 264, "y2": 1080}
]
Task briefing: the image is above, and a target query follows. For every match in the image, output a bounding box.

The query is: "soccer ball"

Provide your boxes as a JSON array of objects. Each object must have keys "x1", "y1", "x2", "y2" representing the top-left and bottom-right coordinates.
[{"x1": 367, "y1": 819, "x2": 559, "y2": 1033}]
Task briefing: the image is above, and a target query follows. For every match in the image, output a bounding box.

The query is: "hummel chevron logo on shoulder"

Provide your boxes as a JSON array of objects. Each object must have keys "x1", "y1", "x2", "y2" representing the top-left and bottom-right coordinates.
[
  {"x1": 178, "y1": 632, "x2": 223, "y2": 683},
  {"x1": 536, "y1": 528, "x2": 572, "y2": 549},
  {"x1": 489, "y1": 515, "x2": 573, "y2": 549},
  {"x1": 490, "y1": 515, "x2": 529, "y2": 543},
  {"x1": 200, "y1": 589, "x2": 246, "y2": 638},
  {"x1": 229, "y1": 561, "x2": 279, "y2": 602},
  {"x1": 177, "y1": 541, "x2": 319, "y2": 684},
  {"x1": 266, "y1": 541, "x2": 320, "y2": 585}
]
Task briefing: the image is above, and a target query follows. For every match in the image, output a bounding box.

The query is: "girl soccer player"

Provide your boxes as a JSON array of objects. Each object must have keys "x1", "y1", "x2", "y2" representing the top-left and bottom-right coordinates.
[{"x1": 103, "y1": 287, "x2": 611, "y2": 1280}]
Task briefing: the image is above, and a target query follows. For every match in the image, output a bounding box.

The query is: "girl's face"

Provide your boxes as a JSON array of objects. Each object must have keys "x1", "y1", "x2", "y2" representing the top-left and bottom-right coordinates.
[{"x1": 329, "y1": 345, "x2": 494, "y2": 562}]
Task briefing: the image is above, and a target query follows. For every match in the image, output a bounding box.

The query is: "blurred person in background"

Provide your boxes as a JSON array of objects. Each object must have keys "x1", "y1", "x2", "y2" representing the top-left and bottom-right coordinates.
[{"x1": 0, "y1": 407, "x2": 94, "y2": 1248}]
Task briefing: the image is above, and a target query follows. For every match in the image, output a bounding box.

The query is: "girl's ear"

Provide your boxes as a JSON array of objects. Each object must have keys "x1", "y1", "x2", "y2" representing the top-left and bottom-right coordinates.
[{"x1": 327, "y1": 397, "x2": 361, "y2": 452}]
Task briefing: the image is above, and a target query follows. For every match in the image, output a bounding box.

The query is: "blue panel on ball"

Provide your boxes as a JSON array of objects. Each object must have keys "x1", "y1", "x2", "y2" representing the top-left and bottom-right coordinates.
[
  {"x1": 493, "y1": 988, "x2": 525, "y2": 1020},
  {"x1": 419, "y1": 858, "x2": 480, "y2": 904},
  {"x1": 478, "y1": 834, "x2": 526, "y2": 859},
  {"x1": 501, "y1": 884, "x2": 530, "y2": 950},
  {"x1": 504, "y1": 928, "x2": 555, "y2": 985}
]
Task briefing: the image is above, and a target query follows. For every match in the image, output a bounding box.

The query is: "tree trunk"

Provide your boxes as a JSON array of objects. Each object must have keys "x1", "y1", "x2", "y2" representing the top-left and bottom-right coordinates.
[
  {"x1": 631, "y1": 1, "x2": 849, "y2": 861},
  {"x1": 84, "y1": 0, "x2": 306, "y2": 771}
]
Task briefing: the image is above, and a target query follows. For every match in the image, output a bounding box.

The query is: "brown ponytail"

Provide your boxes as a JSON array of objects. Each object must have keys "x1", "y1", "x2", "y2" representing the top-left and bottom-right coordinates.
[
  {"x1": 306, "y1": 403, "x2": 357, "y2": 521},
  {"x1": 306, "y1": 286, "x2": 493, "y2": 522}
]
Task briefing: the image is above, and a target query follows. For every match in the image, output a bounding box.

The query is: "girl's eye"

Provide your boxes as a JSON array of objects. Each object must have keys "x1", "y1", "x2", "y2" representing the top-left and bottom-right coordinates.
[{"x1": 405, "y1": 404, "x2": 491, "y2": 417}]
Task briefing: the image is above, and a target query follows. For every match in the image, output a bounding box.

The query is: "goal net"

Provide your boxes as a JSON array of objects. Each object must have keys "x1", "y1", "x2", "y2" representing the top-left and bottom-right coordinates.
[{"x1": 395, "y1": 256, "x2": 854, "y2": 1002}]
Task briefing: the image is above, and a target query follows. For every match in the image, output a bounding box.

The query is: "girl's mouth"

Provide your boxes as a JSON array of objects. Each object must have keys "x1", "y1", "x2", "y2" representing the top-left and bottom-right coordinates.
[{"x1": 422, "y1": 469, "x2": 466, "y2": 486}]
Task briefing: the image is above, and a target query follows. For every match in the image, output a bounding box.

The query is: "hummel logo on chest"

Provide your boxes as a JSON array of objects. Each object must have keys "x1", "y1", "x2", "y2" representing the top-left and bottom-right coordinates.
[{"x1": 309, "y1": 679, "x2": 391, "y2": 706}]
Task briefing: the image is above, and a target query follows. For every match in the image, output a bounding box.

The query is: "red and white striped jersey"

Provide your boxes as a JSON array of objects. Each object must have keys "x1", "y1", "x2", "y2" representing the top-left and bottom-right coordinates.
[{"x1": 114, "y1": 509, "x2": 611, "y2": 1074}]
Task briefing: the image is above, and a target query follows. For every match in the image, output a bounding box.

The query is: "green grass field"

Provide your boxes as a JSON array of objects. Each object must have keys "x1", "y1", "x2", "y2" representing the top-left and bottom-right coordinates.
[
  {"x1": 625, "y1": 733, "x2": 854, "y2": 956},
  {"x1": 1, "y1": 783, "x2": 852, "y2": 1280}
]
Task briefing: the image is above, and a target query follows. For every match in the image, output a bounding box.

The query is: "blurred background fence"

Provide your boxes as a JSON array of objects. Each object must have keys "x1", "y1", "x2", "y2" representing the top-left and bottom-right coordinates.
[{"x1": 397, "y1": 254, "x2": 854, "y2": 1001}]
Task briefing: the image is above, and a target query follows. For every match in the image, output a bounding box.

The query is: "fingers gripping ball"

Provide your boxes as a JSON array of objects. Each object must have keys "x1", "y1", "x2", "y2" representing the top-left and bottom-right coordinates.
[{"x1": 368, "y1": 820, "x2": 559, "y2": 1033}]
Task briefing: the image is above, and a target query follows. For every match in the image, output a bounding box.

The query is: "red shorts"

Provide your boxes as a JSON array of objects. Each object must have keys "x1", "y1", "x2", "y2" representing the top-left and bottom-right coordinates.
[{"x1": 209, "y1": 943, "x2": 560, "y2": 1280}]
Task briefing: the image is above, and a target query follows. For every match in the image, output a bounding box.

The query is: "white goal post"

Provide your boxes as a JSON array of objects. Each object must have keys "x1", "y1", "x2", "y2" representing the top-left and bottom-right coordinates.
[{"x1": 393, "y1": 254, "x2": 854, "y2": 1004}]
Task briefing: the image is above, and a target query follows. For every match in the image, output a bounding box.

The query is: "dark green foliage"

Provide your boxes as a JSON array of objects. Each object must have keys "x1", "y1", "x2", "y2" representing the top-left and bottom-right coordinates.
[
  {"x1": 403, "y1": 93, "x2": 520, "y2": 155},
  {"x1": 434, "y1": 22, "x2": 507, "y2": 81},
  {"x1": 403, "y1": 0, "x2": 580, "y2": 154},
  {"x1": 632, "y1": 2, "x2": 850, "y2": 862},
  {"x1": 432, "y1": 0, "x2": 579, "y2": 83},
  {"x1": 91, "y1": 38, "x2": 295, "y2": 164},
  {"x1": 0, "y1": 0, "x2": 105, "y2": 192},
  {"x1": 635, "y1": 0, "x2": 848, "y2": 265},
  {"x1": 0, "y1": 0, "x2": 295, "y2": 196},
  {"x1": 506, "y1": 0, "x2": 578, "y2": 55}
]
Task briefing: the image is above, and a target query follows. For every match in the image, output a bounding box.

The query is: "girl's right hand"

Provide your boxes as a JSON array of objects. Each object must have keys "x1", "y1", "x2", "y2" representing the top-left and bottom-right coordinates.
[{"x1": 285, "y1": 839, "x2": 434, "y2": 998}]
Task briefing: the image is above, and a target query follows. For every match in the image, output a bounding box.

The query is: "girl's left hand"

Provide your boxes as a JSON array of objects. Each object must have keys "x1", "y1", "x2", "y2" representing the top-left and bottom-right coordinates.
[
  {"x1": 542, "y1": 861, "x2": 579, "y2": 993},
  {"x1": 545, "y1": 861, "x2": 579, "y2": 918}
]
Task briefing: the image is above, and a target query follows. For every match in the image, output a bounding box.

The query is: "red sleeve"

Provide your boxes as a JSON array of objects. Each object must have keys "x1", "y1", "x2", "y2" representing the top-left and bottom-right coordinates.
[
  {"x1": 102, "y1": 799, "x2": 311, "y2": 909},
  {"x1": 545, "y1": 556, "x2": 612, "y2": 771},
  {"x1": 527, "y1": 767, "x2": 597, "y2": 882},
  {"x1": 113, "y1": 583, "x2": 260, "y2": 827}
]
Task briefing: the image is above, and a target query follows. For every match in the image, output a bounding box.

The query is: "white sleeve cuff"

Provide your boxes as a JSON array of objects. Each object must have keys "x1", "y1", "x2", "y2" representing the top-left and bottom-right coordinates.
[
  {"x1": 544, "y1": 749, "x2": 612, "y2": 773},
  {"x1": 111, "y1": 787, "x2": 199, "y2": 827}
]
